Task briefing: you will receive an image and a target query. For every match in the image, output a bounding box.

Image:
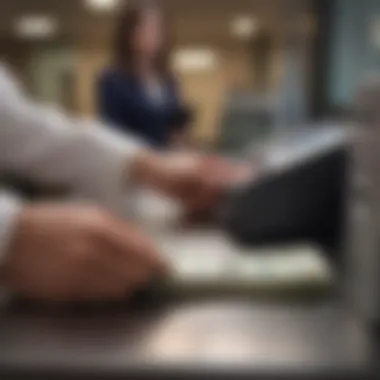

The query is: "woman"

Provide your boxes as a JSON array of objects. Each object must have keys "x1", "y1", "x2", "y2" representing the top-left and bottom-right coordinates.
[{"x1": 98, "y1": 1, "x2": 191, "y2": 148}]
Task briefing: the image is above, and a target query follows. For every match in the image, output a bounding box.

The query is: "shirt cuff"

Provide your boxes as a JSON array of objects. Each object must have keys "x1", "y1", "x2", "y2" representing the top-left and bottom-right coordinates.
[
  {"x1": 0, "y1": 193, "x2": 23, "y2": 267},
  {"x1": 71, "y1": 123, "x2": 145, "y2": 213}
]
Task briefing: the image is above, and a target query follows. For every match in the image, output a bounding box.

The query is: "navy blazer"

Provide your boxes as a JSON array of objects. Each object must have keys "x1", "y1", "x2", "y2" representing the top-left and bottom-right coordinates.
[{"x1": 98, "y1": 68, "x2": 187, "y2": 147}]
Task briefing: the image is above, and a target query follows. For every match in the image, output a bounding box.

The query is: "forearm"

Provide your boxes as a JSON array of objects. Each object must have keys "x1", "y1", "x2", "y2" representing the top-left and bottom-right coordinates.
[
  {"x1": 0, "y1": 65, "x2": 220, "y2": 215},
  {"x1": 130, "y1": 150, "x2": 201, "y2": 200}
]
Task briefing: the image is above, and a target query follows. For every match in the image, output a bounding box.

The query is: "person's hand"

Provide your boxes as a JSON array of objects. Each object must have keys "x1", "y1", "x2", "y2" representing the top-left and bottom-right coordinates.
[
  {"x1": 1, "y1": 204, "x2": 167, "y2": 302},
  {"x1": 180, "y1": 154, "x2": 252, "y2": 216},
  {"x1": 133, "y1": 151, "x2": 252, "y2": 217}
]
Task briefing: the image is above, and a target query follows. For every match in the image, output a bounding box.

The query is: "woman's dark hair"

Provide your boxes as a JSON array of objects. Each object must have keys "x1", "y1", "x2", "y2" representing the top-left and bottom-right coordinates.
[{"x1": 113, "y1": 0, "x2": 171, "y2": 77}]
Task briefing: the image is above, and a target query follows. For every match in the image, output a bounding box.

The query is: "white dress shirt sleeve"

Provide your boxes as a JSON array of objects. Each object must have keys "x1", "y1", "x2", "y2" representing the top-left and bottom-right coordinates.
[
  {"x1": 0, "y1": 63, "x2": 145, "y2": 267},
  {"x1": 0, "y1": 64, "x2": 144, "y2": 211},
  {"x1": 0, "y1": 190, "x2": 22, "y2": 266}
]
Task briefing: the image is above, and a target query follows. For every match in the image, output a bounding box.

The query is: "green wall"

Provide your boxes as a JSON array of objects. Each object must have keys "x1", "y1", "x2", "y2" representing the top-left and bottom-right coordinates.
[{"x1": 328, "y1": 0, "x2": 380, "y2": 108}]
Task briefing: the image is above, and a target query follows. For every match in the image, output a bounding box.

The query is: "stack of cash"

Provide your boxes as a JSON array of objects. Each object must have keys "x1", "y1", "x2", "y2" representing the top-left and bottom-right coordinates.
[
  {"x1": 153, "y1": 230, "x2": 334, "y2": 298},
  {"x1": 131, "y1": 181, "x2": 334, "y2": 299}
]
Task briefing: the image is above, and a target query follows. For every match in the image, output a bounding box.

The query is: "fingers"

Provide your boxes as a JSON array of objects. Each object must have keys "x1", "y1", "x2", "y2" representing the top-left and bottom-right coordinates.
[
  {"x1": 184, "y1": 157, "x2": 253, "y2": 216},
  {"x1": 74, "y1": 218, "x2": 168, "y2": 301},
  {"x1": 100, "y1": 219, "x2": 168, "y2": 273},
  {"x1": 76, "y1": 261, "x2": 161, "y2": 302},
  {"x1": 76, "y1": 271, "x2": 133, "y2": 301}
]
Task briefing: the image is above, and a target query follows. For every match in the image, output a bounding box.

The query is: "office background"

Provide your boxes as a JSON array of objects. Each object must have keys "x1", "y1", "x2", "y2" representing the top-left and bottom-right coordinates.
[{"x1": 0, "y1": 0, "x2": 379, "y2": 147}]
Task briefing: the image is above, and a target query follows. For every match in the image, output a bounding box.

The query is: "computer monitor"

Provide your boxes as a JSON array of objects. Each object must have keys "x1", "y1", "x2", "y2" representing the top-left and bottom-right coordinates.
[{"x1": 219, "y1": 126, "x2": 349, "y2": 255}]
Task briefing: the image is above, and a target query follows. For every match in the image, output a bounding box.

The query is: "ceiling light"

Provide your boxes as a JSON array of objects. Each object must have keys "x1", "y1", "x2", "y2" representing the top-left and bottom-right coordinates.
[
  {"x1": 173, "y1": 48, "x2": 218, "y2": 73},
  {"x1": 231, "y1": 16, "x2": 259, "y2": 39},
  {"x1": 84, "y1": 0, "x2": 121, "y2": 12},
  {"x1": 14, "y1": 15, "x2": 58, "y2": 39}
]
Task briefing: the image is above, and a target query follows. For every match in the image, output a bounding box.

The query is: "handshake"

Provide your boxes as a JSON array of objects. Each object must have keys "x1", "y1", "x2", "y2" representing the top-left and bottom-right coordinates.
[{"x1": 1, "y1": 151, "x2": 250, "y2": 302}]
